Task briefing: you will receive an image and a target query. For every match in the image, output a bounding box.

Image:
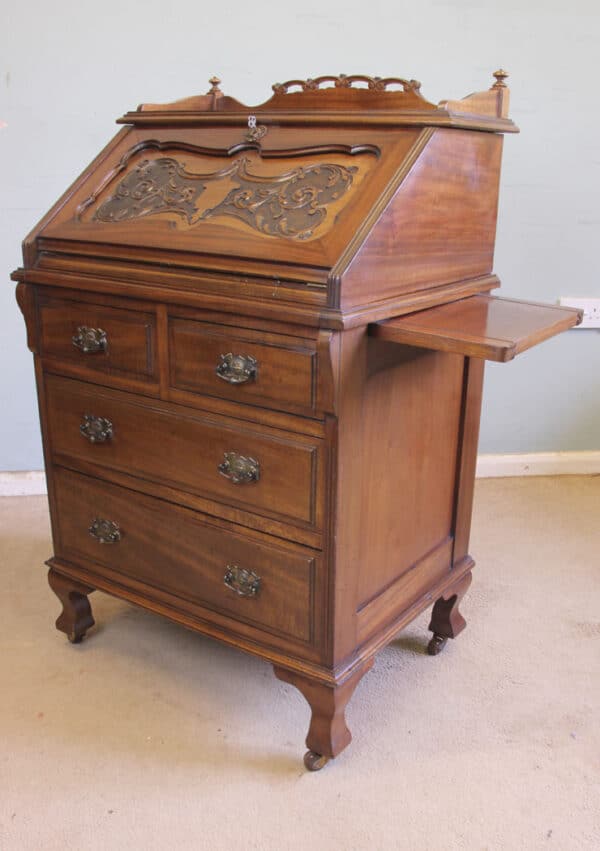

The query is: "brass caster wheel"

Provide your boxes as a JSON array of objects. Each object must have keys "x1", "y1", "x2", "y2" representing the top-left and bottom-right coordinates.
[
  {"x1": 304, "y1": 750, "x2": 329, "y2": 772},
  {"x1": 68, "y1": 631, "x2": 84, "y2": 644},
  {"x1": 427, "y1": 633, "x2": 448, "y2": 656}
]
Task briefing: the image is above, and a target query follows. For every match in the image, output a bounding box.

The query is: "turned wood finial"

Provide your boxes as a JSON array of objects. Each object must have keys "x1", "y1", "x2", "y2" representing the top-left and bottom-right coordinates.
[
  {"x1": 207, "y1": 76, "x2": 222, "y2": 95},
  {"x1": 207, "y1": 76, "x2": 223, "y2": 111},
  {"x1": 492, "y1": 69, "x2": 509, "y2": 89}
]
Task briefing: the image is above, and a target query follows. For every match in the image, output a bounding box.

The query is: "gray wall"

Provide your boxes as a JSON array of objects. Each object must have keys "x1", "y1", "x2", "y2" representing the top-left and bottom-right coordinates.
[{"x1": 1, "y1": 0, "x2": 599, "y2": 470}]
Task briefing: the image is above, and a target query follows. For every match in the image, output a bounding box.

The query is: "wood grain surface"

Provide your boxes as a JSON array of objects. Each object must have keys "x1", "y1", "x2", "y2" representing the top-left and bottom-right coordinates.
[{"x1": 371, "y1": 294, "x2": 583, "y2": 360}]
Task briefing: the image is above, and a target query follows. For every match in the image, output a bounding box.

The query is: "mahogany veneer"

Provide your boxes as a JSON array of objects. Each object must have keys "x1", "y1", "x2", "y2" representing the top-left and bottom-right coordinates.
[{"x1": 13, "y1": 71, "x2": 581, "y2": 770}]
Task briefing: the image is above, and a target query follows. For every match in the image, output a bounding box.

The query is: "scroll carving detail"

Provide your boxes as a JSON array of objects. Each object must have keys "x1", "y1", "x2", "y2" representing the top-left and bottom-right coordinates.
[
  {"x1": 271, "y1": 74, "x2": 422, "y2": 94},
  {"x1": 92, "y1": 156, "x2": 357, "y2": 240},
  {"x1": 94, "y1": 158, "x2": 209, "y2": 224},
  {"x1": 202, "y1": 161, "x2": 357, "y2": 240}
]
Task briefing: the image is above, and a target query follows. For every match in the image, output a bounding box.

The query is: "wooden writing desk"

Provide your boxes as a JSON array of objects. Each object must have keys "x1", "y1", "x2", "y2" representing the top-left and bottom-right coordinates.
[{"x1": 13, "y1": 71, "x2": 581, "y2": 770}]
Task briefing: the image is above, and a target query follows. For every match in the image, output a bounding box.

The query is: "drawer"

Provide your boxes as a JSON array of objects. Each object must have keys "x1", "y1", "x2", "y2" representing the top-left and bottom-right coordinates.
[
  {"x1": 45, "y1": 374, "x2": 324, "y2": 532},
  {"x1": 169, "y1": 317, "x2": 318, "y2": 414},
  {"x1": 38, "y1": 293, "x2": 157, "y2": 385},
  {"x1": 52, "y1": 467, "x2": 318, "y2": 645}
]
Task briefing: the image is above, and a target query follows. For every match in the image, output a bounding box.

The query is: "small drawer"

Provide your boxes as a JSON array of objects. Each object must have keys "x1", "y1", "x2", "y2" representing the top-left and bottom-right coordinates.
[
  {"x1": 45, "y1": 374, "x2": 324, "y2": 532},
  {"x1": 53, "y1": 467, "x2": 318, "y2": 645},
  {"x1": 169, "y1": 317, "x2": 318, "y2": 414},
  {"x1": 38, "y1": 293, "x2": 157, "y2": 384}
]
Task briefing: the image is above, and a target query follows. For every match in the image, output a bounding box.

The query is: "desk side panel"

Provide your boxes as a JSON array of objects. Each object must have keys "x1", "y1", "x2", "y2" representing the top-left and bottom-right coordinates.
[
  {"x1": 357, "y1": 342, "x2": 464, "y2": 608},
  {"x1": 340, "y1": 129, "x2": 503, "y2": 309},
  {"x1": 330, "y1": 333, "x2": 466, "y2": 663}
]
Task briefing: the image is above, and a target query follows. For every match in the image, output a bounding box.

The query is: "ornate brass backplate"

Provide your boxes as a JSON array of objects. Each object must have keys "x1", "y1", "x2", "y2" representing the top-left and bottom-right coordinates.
[
  {"x1": 215, "y1": 353, "x2": 258, "y2": 385},
  {"x1": 89, "y1": 518, "x2": 121, "y2": 544},
  {"x1": 72, "y1": 326, "x2": 108, "y2": 354},
  {"x1": 224, "y1": 565, "x2": 261, "y2": 598},
  {"x1": 80, "y1": 414, "x2": 114, "y2": 443},
  {"x1": 218, "y1": 452, "x2": 260, "y2": 484}
]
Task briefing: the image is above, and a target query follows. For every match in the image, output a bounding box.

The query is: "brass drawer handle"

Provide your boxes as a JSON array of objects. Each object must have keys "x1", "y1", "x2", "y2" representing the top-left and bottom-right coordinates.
[
  {"x1": 72, "y1": 326, "x2": 108, "y2": 354},
  {"x1": 80, "y1": 414, "x2": 113, "y2": 443},
  {"x1": 224, "y1": 565, "x2": 261, "y2": 598},
  {"x1": 215, "y1": 353, "x2": 258, "y2": 385},
  {"x1": 89, "y1": 518, "x2": 121, "y2": 544},
  {"x1": 218, "y1": 452, "x2": 260, "y2": 484}
]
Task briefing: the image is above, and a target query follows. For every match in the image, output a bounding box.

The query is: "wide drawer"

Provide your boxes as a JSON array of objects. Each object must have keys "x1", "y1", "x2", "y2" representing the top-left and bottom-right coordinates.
[
  {"x1": 52, "y1": 467, "x2": 318, "y2": 645},
  {"x1": 169, "y1": 317, "x2": 319, "y2": 415},
  {"x1": 38, "y1": 292, "x2": 157, "y2": 385},
  {"x1": 45, "y1": 374, "x2": 324, "y2": 531}
]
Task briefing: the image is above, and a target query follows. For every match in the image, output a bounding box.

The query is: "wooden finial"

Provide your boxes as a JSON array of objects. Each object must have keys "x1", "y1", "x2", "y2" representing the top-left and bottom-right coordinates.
[
  {"x1": 492, "y1": 69, "x2": 509, "y2": 89},
  {"x1": 207, "y1": 76, "x2": 222, "y2": 95}
]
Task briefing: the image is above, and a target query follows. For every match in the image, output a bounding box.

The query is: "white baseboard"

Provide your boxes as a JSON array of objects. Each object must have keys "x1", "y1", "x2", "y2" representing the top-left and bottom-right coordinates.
[
  {"x1": 0, "y1": 471, "x2": 47, "y2": 496},
  {"x1": 1, "y1": 452, "x2": 599, "y2": 495},
  {"x1": 476, "y1": 451, "x2": 600, "y2": 478}
]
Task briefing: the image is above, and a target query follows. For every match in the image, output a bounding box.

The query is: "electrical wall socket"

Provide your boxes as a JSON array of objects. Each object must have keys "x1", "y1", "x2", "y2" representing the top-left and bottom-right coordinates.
[{"x1": 558, "y1": 297, "x2": 600, "y2": 328}]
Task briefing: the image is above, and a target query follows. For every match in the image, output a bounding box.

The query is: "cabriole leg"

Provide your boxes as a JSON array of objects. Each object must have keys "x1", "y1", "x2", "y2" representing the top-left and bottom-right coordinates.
[
  {"x1": 274, "y1": 661, "x2": 373, "y2": 771},
  {"x1": 427, "y1": 570, "x2": 472, "y2": 655},
  {"x1": 47, "y1": 568, "x2": 95, "y2": 644}
]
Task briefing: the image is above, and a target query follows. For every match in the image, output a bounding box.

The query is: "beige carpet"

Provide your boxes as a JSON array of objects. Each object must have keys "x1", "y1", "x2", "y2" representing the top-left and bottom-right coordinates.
[{"x1": 1, "y1": 477, "x2": 599, "y2": 850}]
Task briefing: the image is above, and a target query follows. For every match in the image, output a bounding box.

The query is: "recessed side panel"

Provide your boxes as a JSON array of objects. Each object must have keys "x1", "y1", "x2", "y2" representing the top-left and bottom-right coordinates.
[
  {"x1": 356, "y1": 341, "x2": 464, "y2": 611},
  {"x1": 340, "y1": 129, "x2": 504, "y2": 309}
]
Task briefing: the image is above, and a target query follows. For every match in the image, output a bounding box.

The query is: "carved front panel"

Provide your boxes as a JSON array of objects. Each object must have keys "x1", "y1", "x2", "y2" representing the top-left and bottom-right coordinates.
[{"x1": 80, "y1": 144, "x2": 376, "y2": 242}]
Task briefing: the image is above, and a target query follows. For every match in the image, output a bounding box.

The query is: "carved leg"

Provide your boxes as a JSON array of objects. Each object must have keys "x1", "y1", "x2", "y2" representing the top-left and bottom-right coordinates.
[
  {"x1": 274, "y1": 661, "x2": 373, "y2": 771},
  {"x1": 427, "y1": 571, "x2": 472, "y2": 655},
  {"x1": 47, "y1": 568, "x2": 95, "y2": 644}
]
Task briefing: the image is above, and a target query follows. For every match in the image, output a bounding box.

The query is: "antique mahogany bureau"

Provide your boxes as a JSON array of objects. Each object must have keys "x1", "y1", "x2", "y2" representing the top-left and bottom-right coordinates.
[{"x1": 13, "y1": 71, "x2": 581, "y2": 770}]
